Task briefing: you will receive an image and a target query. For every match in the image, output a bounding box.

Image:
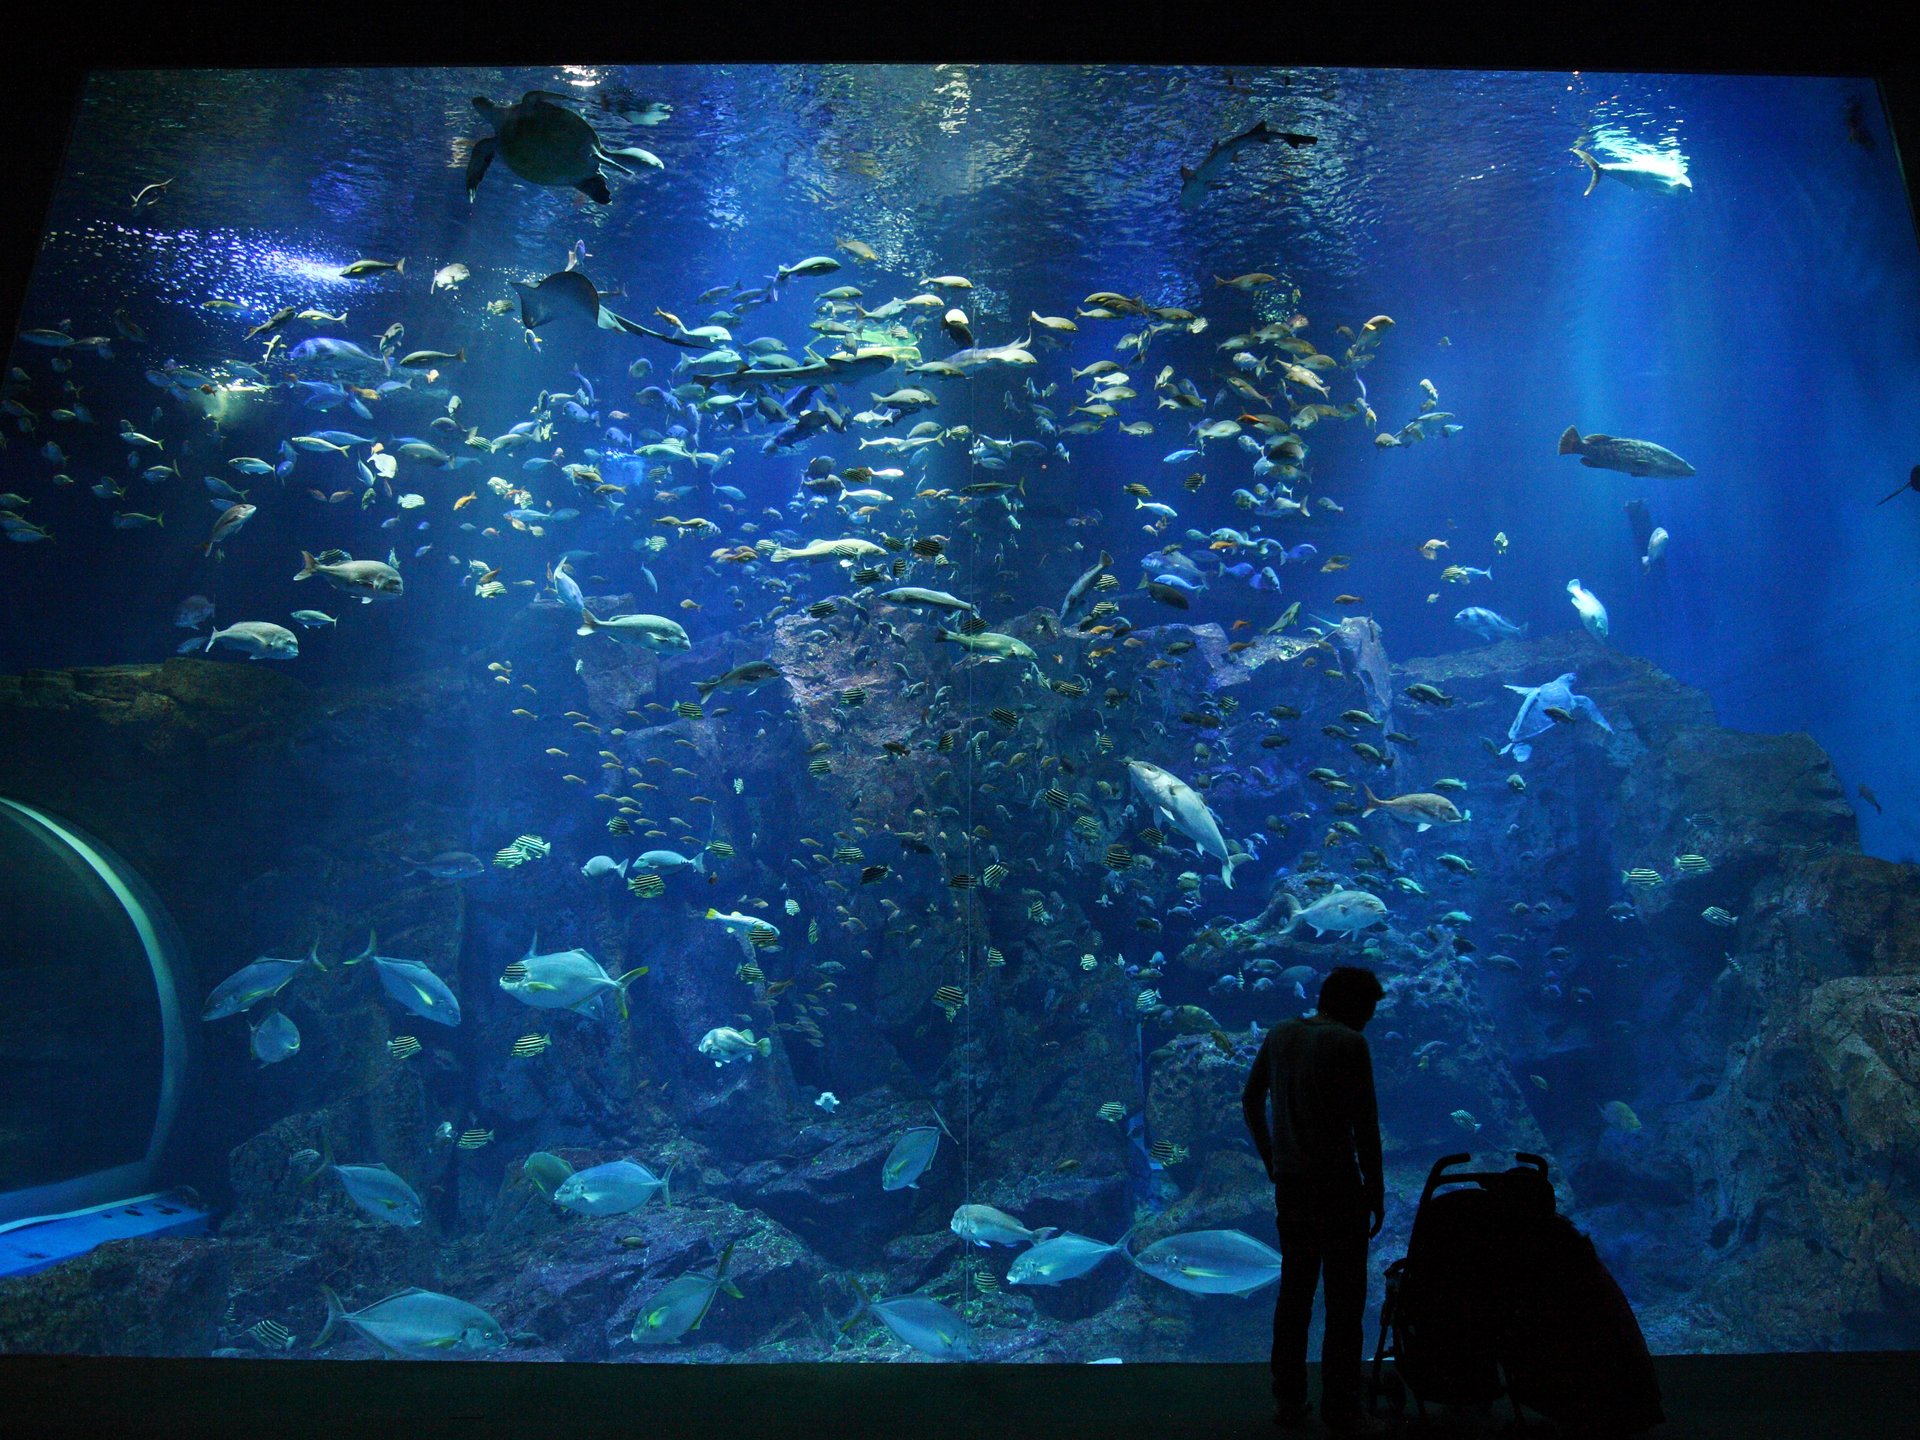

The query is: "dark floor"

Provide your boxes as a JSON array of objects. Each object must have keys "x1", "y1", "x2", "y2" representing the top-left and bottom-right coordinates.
[{"x1": 2, "y1": 1353, "x2": 1916, "y2": 1439}]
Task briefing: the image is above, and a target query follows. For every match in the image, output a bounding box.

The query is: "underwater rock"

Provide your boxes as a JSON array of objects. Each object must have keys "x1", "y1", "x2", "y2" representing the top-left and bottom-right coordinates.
[
  {"x1": 0, "y1": 661, "x2": 315, "y2": 904},
  {"x1": 2, "y1": 609, "x2": 1915, "y2": 1354},
  {"x1": 0, "y1": 1237, "x2": 228, "y2": 1356},
  {"x1": 1325, "y1": 616, "x2": 1403, "y2": 755},
  {"x1": 1785, "y1": 854, "x2": 1920, "y2": 979},
  {"x1": 1664, "y1": 865, "x2": 1920, "y2": 1349},
  {"x1": 502, "y1": 1201, "x2": 821, "y2": 1361},
  {"x1": 726, "y1": 1101, "x2": 953, "y2": 1265},
  {"x1": 1146, "y1": 1031, "x2": 1256, "y2": 1171}
]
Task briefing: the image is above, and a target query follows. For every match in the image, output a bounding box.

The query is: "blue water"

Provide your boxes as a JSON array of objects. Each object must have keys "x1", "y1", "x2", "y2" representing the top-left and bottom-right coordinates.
[{"x1": 1, "y1": 65, "x2": 1916, "y2": 1362}]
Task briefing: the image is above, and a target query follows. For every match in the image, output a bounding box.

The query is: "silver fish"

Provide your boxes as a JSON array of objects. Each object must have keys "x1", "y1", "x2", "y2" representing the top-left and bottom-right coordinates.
[{"x1": 317, "y1": 1285, "x2": 505, "y2": 1358}]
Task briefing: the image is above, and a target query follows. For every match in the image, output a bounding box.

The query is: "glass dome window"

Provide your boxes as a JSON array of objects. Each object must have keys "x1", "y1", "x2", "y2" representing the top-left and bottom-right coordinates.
[{"x1": 0, "y1": 798, "x2": 192, "y2": 1227}]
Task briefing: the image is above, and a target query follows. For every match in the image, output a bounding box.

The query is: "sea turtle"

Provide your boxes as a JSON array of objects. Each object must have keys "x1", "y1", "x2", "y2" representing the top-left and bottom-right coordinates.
[
  {"x1": 467, "y1": 92, "x2": 660, "y2": 205},
  {"x1": 1500, "y1": 672, "x2": 1613, "y2": 762}
]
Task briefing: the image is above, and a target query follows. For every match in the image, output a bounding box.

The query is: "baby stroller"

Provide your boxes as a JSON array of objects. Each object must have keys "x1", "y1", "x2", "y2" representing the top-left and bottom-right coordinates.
[{"x1": 1368, "y1": 1152, "x2": 1664, "y2": 1434}]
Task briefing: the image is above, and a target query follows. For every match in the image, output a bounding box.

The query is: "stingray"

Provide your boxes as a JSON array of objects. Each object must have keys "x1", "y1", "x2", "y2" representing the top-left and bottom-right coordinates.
[
  {"x1": 1500, "y1": 672, "x2": 1613, "y2": 762},
  {"x1": 514, "y1": 269, "x2": 724, "y2": 354},
  {"x1": 514, "y1": 269, "x2": 652, "y2": 336}
]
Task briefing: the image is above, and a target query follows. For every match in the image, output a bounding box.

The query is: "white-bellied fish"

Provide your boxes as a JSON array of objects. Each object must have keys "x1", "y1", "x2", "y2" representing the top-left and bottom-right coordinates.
[
  {"x1": 1126, "y1": 759, "x2": 1244, "y2": 887},
  {"x1": 205, "y1": 621, "x2": 299, "y2": 660},
  {"x1": 330, "y1": 1162, "x2": 425, "y2": 1227},
  {"x1": 934, "y1": 628, "x2": 1036, "y2": 660},
  {"x1": 1453, "y1": 607, "x2": 1527, "y2": 643},
  {"x1": 1007, "y1": 1228, "x2": 1135, "y2": 1287},
  {"x1": 552, "y1": 1159, "x2": 672, "y2": 1215},
  {"x1": 768, "y1": 536, "x2": 887, "y2": 563},
  {"x1": 576, "y1": 609, "x2": 690, "y2": 651},
  {"x1": 316, "y1": 1285, "x2": 506, "y2": 1359},
  {"x1": 880, "y1": 587, "x2": 977, "y2": 616},
  {"x1": 497, "y1": 936, "x2": 648, "y2": 1020},
  {"x1": 294, "y1": 551, "x2": 404, "y2": 601},
  {"x1": 1278, "y1": 889, "x2": 1388, "y2": 939},
  {"x1": 1567, "y1": 579, "x2": 1609, "y2": 641},
  {"x1": 1129, "y1": 1228, "x2": 1284, "y2": 1296},
  {"x1": 345, "y1": 932, "x2": 462, "y2": 1026},
  {"x1": 697, "y1": 1026, "x2": 770, "y2": 1065},
  {"x1": 950, "y1": 1204, "x2": 1057, "y2": 1249},
  {"x1": 203, "y1": 942, "x2": 324, "y2": 1020},
  {"x1": 630, "y1": 1243, "x2": 742, "y2": 1344}
]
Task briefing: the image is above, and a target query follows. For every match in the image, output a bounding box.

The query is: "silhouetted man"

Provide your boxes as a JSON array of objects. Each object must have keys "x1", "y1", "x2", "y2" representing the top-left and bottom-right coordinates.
[{"x1": 1242, "y1": 965, "x2": 1387, "y2": 1434}]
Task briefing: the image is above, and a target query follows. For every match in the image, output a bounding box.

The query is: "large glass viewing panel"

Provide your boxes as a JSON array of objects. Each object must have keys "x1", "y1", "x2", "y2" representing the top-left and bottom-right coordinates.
[{"x1": 0, "y1": 64, "x2": 1915, "y2": 1362}]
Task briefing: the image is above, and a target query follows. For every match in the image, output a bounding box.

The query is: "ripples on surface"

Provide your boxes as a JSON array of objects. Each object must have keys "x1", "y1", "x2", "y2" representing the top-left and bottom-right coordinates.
[{"x1": 49, "y1": 67, "x2": 1702, "y2": 312}]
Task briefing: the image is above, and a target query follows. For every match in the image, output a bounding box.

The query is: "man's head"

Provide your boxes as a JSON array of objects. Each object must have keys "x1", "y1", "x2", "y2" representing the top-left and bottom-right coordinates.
[{"x1": 1317, "y1": 965, "x2": 1385, "y2": 1029}]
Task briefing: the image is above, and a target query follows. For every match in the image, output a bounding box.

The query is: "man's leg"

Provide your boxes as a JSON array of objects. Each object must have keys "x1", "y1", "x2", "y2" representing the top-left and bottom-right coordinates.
[
  {"x1": 1272, "y1": 1188, "x2": 1324, "y2": 1409},
  {"x1": 1318, "y1": 1195, "x2": 1371, "y2": 1419}
]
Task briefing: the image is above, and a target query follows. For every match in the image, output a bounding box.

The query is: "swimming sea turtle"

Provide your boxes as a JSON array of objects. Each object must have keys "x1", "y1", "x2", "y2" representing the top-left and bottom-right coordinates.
[
  {"x1": 1500, "y1": 672, "x2": 1613, "y2": 763},
  {"x1": 467, "y1": 92, "x2": 659, "y2": 205}
]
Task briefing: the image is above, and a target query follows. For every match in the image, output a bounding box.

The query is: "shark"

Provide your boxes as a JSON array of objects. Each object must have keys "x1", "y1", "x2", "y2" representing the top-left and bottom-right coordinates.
[
  {"x1": 1501, "y1": 672, "x2": 1614, "y2": 762},
  {"x1": 1570, "y1": 146, "x2": 1692, "y2": 198},
  {"x1": 1179, "y1": 120, "x2": 1317, "y2": 206},
  {"x1": 1059, "y1": 550, "x2": 1112, "y2": 625}
]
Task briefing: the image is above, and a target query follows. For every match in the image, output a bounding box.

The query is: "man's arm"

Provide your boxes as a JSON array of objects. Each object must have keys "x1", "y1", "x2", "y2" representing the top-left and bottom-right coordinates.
[
  {"x1": 1349, "y1": 1034, "x2": 1384, "y2": 1208},
  {"x1": 1241, "y1": 1037, "x2": 1274, "y2": 1179}
]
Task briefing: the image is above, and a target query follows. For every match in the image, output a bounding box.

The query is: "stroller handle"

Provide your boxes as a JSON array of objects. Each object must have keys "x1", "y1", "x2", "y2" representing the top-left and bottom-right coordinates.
[{"x1": 1418, "y1": 1151, "x2": 1549, "y2": 1207}]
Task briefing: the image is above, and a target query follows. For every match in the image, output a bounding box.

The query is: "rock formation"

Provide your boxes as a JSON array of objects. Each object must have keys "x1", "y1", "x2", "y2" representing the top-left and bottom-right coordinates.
[{"x1": 0, "y1": 615, "x2": 1913, "y2": 1357}]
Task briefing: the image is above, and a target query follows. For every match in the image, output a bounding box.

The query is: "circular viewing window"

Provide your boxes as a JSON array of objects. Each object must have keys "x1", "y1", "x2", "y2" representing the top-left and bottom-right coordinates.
[{"x1": 0, "y1": 799, "x2": 191, "y2": 1226}]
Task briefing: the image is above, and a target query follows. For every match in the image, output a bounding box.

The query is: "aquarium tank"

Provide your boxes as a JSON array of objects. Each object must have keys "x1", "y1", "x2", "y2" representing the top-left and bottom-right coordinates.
[{"x1": 0, "y1": 63, "x2": 1916, "y2": 1363}]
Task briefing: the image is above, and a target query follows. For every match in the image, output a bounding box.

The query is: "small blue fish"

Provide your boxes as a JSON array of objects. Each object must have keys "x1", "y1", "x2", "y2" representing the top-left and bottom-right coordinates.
[
  {"x1": 880, "y1": 1110, "x2": 954, "y2": 1190},
  {"x1": 248, "y1": 1009, "x2": 300, "y2": 1065},
  {"x1": 1129, "y1": 1228, "x2": 1284, "y2": 1297},
  {"x1": 203, "y1": 943, "x2": 325, "y2": 1020},
  {"x1": 332, "y1": 1162, "x2": 424, "y2": 1226},
  {"x1": 863, "y1": 1295, "x2": 971, "y2": 1359},
  {"x1": 631, "y1": 1243, "x2": 742, "y2": 1344},
  {"x1": 346, "y1": 931, "x2": 462, "y2": 1026},
  {"x1": 318, "y1": 1285, "x2": 505, "y2": 1358}
]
